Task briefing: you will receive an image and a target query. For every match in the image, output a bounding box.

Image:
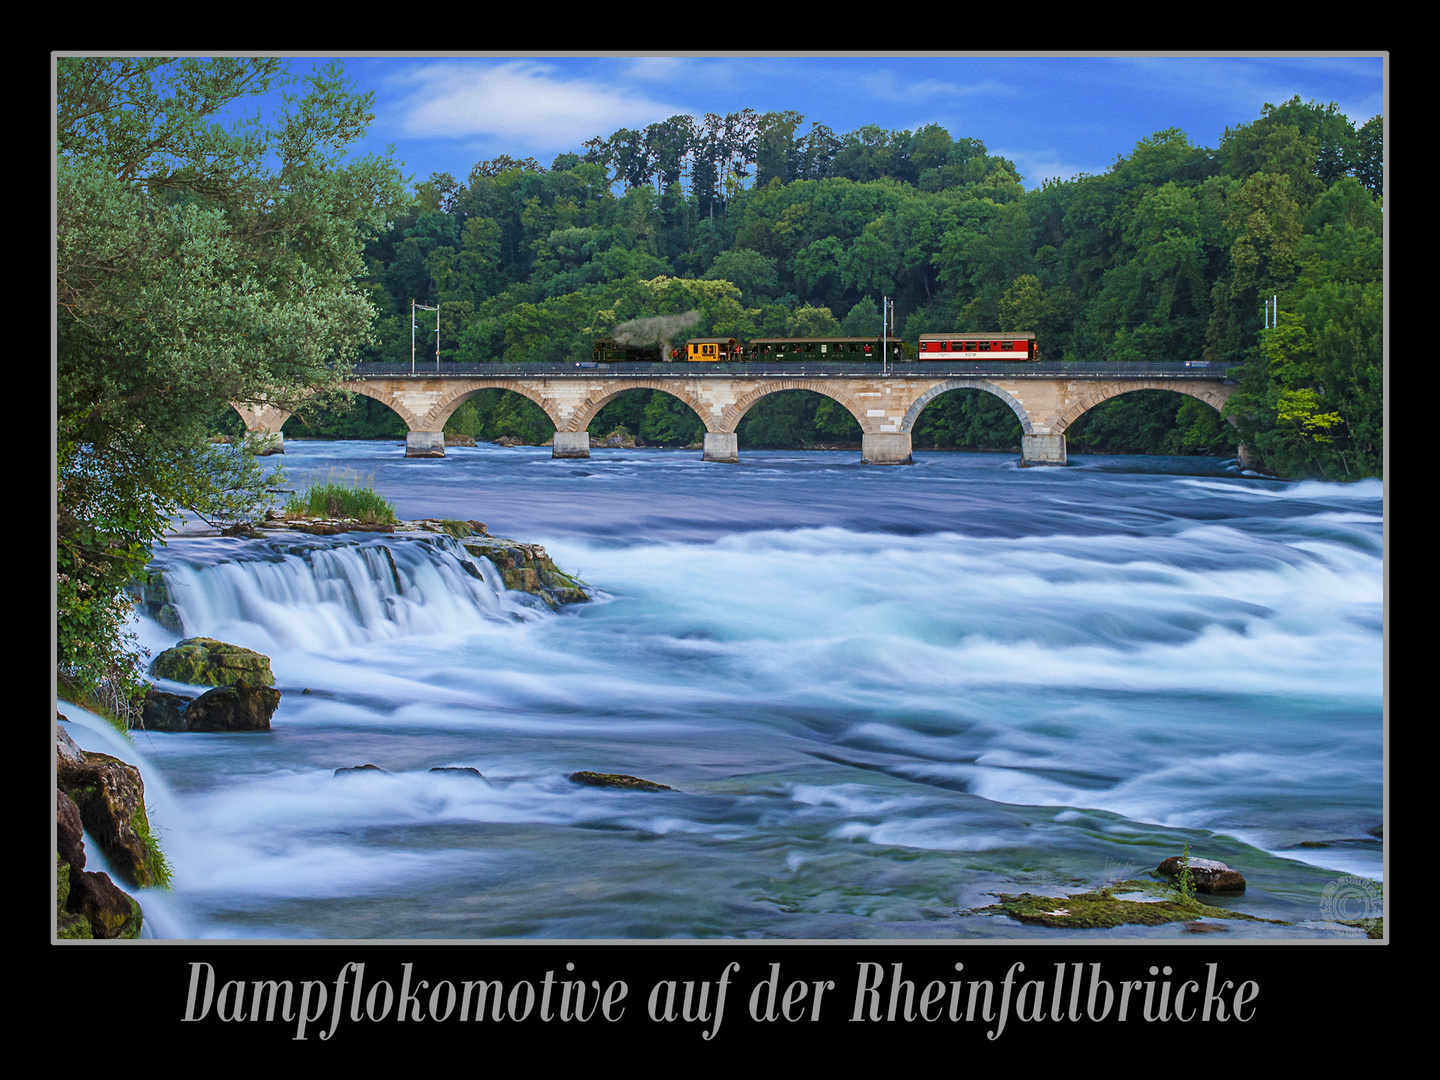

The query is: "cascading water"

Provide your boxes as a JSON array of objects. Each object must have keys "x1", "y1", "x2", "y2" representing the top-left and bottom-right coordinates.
[
  {"x1": 144, "y1": 532, "x2": 539, "y2": 654},
  {"x1": 61, "y1": 442, "x2": 1384, "y2": 941}
]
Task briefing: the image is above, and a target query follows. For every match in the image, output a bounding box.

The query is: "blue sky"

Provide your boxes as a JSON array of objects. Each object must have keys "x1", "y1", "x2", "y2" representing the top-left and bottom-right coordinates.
[{"x1": 296, "y1": 53, "x2": 1386, "y2": 192}]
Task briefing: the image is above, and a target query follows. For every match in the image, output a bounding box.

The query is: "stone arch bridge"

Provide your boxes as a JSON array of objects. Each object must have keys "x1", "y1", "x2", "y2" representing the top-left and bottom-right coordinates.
[{"x1": 233, "y1": 362, "x2": 1239, "y2": 466}]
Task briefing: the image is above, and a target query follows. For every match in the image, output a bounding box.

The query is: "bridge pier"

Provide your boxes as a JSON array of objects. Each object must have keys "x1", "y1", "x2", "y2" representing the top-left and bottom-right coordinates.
[
  {"x1": 406, "y1": 430, "x2": 446, "y2": 458},
  {"x1": 703, "y1": 432, "x2": 739, "y2": 463},
  {"x1": 1021, "y1": 433, "x2": 1067, "y2": 466},
  {"x1": 553, "y1": 431, "x2": 590, "y2": 459},
  {"x1": 862, "y1": 432, "x2": 913, "y2": 465},
  {"x1": 251, "y1": 431, "x2": 284, "y2": 455}
]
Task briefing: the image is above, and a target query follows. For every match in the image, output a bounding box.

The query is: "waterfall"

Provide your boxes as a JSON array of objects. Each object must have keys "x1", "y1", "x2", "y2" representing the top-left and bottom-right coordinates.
[{"x1": 140, "y1": 533, "x2": 540, "y2": 656}]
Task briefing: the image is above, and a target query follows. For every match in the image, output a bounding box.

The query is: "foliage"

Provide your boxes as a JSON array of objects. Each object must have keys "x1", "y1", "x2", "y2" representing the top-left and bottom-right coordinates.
[
  {"x1": 283, "y1": 393, "x2": 409, "y2": 440},
  {"x1": 338, "y1": 94, "x2": 1378, "y2": 477},
  {"x1": 133, "y1": 801, "x2": 174, "y2": 889},
  {"x1": 912, "y1": 389, "x2": 1023, "y2": 451},
  {"x1": 1068, "y1": 391, "x2": 1236, "y2": 457},
  {"x1": 56, "y1": 57, "x2": 406, "y2": 700},
  {"x1": 57, "y1": 415, "x2": 169, "y2": 708},
  {"x1": 181, "y1": 436, "x2": 288, "y2": 527},
  {"x1": 1171, "y1": 842, "x2": 1197, "y2": 903},
  {"x1": 444, "y1": 389, "x2": 555, "y2": 445}
]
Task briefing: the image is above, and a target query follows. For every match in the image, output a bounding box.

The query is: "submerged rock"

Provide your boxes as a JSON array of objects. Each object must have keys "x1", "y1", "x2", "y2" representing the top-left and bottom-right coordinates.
[
  {"x1": 569, "y1": 771, "x2": 676, "y2": 792},
  {"x1": 151, "y1": 637, "x2": 275, "y2": 687},
  {"x1": 430, "y1": 766, "x2": 488, "y2": 782},
  {"x1": 335, "y1": 764, "x2": 389, "y2": 777},
  {"x1": 973, "y1": 882, "x2": 1283, "y2": 930}
]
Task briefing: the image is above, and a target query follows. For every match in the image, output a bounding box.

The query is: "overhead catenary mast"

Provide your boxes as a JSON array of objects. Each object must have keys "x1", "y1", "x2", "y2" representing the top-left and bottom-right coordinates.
[
  {"x1": 882, "y1": 296, "x2": 895, "y2": 374},
  {"x1": 412, "y1": 300, "x2": 439, "y2": 373}
]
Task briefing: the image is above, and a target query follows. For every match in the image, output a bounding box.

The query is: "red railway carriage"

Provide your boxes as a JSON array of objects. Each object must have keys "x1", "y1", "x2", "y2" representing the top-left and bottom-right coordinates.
[{"x1": 916, "y1": 332, "x2": 1037, "y2": 361}]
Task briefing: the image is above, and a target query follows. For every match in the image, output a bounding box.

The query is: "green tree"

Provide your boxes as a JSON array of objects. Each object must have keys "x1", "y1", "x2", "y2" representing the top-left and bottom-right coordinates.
[
  {"x1": 56, "y1": 56, "x2": 406, "y2": 706},
  {"x1": 786, "y1": 304, "x2": 842, "y2": 337}
]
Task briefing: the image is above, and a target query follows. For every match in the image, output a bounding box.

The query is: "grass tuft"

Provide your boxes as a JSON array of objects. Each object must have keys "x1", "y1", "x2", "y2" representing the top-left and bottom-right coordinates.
[{"x1": 283, "y1": 469, "x2": 397, "y2": 524}]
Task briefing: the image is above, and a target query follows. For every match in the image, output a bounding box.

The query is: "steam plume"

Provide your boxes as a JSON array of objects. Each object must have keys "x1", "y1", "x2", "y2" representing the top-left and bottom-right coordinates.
[{"x1": 611, "y1": 311, "x2": 701, "y2": 357}]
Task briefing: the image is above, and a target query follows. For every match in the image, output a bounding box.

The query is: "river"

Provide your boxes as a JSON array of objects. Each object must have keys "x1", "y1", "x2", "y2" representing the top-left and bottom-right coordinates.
[{"x1": 62, "y1": 440, "x2": 1385, "y2": 940}]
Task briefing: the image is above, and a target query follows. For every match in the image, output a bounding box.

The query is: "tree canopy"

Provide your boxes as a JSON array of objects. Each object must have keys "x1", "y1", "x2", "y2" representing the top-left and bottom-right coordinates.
[
  {"x1": 348, "y1": 95, "x2": 1379, "y2": 480},
  {"x1": 56, "y1": 56, "x2": 407, "y2": 706}
]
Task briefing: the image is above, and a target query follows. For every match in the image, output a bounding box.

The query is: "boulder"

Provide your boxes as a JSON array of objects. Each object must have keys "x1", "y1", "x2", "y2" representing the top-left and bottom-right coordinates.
[
  {"x1": 429, "y1": 766, "x2": 487, "y2": 781},
  {"x1": 462, "y1": 537, "x2": 591, "y2": 608},
  {"x1": 64, "y1": 861, "x2": 143, "y2": 939},
  {"x1": 569, "y1": 771, "x2": 676, "y2": 792},
  {"x1": 57, "y1": 786, "x2": 144, "y2": 939},
  {"x1": 56, "y1": 786, "x2": 85, "y2": 871},
  {"x1": 138, "y1": 681, "x2": 279, "y2": 732},
  {"x1": 151, "y1": 637, "x2": 275, "y2": 687},
  {"x1": 1156, "y1": 855, "x2": 1247, "y2": 894},
  {"x1": 183, "y1": 681, "x2": 281, "y2": 732},
  {"x1": 56, "y1": 741, "x2": 162, "y2": 888},
  {"x1": 140, "y1": 686, "x2": 190, "y2": 731}
]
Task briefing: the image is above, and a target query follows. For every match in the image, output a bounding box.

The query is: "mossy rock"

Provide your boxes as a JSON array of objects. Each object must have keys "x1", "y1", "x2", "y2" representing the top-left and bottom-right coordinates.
[
  {"x1": 57, "y1": 749, "x2": 168, "y2": 889},
  {"x1": 57, "y1": 863, "x2": 92, "y2": 938},
  {"x1": 151, "y1": 637, "x2": 274, "y2": 687},
  {"x1": 974, "y1": 881, "x2": 1288, "y2": 930},
  {"x1": 463, "y1": 538, "x2": 592, "y2": 608},
  {"x1": 126, "y1": 569, "x2": 185, "y2": 632}
]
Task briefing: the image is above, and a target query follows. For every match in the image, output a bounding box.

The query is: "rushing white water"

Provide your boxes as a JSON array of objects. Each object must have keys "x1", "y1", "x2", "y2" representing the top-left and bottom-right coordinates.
[{"x1": 64, "y1": 442, "x2": 1384, "y2": 940}]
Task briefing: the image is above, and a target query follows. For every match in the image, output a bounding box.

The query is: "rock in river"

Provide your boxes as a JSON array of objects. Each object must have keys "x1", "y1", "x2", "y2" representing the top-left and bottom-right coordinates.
[{"x1": 151, "y1": 636, "x2": 275, "y2": 687}]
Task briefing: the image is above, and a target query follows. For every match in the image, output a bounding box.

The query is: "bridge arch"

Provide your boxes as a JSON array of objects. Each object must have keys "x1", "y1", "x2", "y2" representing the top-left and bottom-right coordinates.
[
  {"x1": 343, "y1": 381, "x2": 430, "y2": 431},
  {"x1": 899, "y1": 379, "x2": 1034, "y2": 436},
  {"x1": 1054, "y1": 380, "x2": 1235, "y2": 435},
  {"x1": 717, "y1": 380, "x2": 868, "y2": 434},
  {"x1": 563, "y1": 380, "x2": 711, "y2": 435},
  {"x1": 229, "y1": 400, "x2": 292, "y2": 434},
  {"x1": 413, "y1": 381, "x2": 565, "y2": 432}
]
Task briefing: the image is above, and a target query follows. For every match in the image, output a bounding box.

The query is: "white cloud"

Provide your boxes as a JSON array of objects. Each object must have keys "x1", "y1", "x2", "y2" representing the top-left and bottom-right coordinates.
[
  {"x1": 621, "y1": 56, "x2": 689, "y2": 82},
  {"x1": 857, "y1": 68, "x2": 1019, "y2": 104},
  {"x1": 388, "y1": 59, "x2": 685, "y2": 150},
  {"x1": 1003, "y1": 149, "x2": 1100, "y2": 187}
]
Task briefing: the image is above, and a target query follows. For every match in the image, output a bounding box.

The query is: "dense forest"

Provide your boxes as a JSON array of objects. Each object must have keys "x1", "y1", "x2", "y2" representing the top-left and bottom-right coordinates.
[{"x1": 280, "y1": 98, "x2": 1382, "y2": 478}]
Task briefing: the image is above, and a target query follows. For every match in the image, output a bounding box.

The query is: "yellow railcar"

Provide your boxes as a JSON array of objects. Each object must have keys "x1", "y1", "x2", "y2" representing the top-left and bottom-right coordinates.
[{"x1": 684, "y1": 337, "x2": 741, "y2": 361}]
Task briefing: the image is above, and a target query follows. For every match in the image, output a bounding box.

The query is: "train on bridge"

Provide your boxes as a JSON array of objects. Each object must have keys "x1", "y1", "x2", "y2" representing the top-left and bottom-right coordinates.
[{"x1": 592, "y1": 333, "x2": 1038, "y2": 365}]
